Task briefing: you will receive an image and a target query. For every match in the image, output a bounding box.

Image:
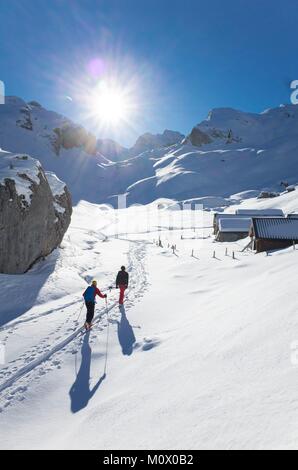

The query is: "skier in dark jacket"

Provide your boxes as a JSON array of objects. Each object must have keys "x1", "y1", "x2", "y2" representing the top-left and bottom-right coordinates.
[
  {"x1": 116, "y1": 266, "x2": 129, "y2": 305},
  {"x1": 83, "y1": 280, "x2": 107, "y2": 330}
]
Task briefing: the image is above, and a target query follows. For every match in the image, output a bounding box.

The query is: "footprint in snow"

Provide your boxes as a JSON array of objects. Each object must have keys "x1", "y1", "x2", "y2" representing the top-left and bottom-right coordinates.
[{"x1": 136, "y1": 336, "x2": 160, "y2": 352}]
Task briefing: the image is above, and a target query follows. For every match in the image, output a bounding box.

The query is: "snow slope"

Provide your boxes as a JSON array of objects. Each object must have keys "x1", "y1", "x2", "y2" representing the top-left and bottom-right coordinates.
[{"x1": 1, "y1": 191, "x2": 298, "y2": 449}]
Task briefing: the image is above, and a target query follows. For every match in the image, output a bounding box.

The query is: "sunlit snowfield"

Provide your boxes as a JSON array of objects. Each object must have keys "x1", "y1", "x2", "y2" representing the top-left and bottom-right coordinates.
[{"x1": 1, "y1": 192, "x2": 298, "y2": 449}]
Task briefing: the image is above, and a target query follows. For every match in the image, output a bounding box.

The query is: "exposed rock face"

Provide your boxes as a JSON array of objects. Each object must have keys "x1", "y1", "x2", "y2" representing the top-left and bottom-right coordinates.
[
  {"x1": 184, "y1": 127, "x2": 213, "y2": 146},
  {"x1": 0, "y1": 152, "x2": 72, "y2": 274},
  {"x1": 130, "y1": 129, "x2": 185, "y2": 156},
  {"x1": 16, "y1": 106, "x2": 33, "y2": 131},
  {"x1": 52, "y1": 124, "x2": 97, "y2": 155}
]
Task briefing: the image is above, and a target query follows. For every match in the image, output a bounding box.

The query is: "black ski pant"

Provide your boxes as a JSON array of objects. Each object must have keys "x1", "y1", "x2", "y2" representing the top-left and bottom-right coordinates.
[{"x1": 85, "y1": 301, "x2": 95, "y2": 324}]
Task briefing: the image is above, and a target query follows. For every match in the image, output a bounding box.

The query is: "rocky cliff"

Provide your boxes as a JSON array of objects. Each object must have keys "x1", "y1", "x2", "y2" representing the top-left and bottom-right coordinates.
[{"x1": 0, "y1": 151, "x2": 72, "y2": 274}]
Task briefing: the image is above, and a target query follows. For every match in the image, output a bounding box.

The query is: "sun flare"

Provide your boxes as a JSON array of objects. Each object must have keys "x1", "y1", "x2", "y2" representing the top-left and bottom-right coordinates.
[{"x1": 90, "y1": 82, "x2": 132, "y2": 125}]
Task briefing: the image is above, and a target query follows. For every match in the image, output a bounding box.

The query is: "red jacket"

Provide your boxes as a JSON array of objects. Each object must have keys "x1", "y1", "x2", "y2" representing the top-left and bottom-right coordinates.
[{"x1": 93, "y1": 287, "x2": 105, "y2": 299}]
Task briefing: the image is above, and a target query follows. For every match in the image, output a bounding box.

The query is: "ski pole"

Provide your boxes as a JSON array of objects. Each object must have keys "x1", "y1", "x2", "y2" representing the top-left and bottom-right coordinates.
[
  {"x1": 76, "y1": 301, "x2": 84, "y2": 324},
  {"x1": 104, "y1": 296, "x2": 110, "y2": 376}
]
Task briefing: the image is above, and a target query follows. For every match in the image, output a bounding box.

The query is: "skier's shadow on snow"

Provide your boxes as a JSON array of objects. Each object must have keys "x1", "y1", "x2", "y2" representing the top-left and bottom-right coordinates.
[
  {"x1": 69, "y1": 332, "x2": 105, "y2": 413},
  {"x1": 117, "y1": 306, "x2": 136, "y2": 356}
]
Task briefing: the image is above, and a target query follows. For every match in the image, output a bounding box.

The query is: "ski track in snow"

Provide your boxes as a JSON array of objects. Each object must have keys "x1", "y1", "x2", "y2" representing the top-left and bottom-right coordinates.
[{"x1": 0, "y1": 239, "x2": 148, "y2": 411}]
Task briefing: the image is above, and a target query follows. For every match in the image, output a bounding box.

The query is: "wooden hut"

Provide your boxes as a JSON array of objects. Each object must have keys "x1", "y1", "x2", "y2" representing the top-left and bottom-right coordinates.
[
  {"x1": 216, "y1": 218, "x2": 251, "y2": 242},
  {"x1": 213, "y1": 213, "x2": 252, "y2": 235},
  {"x1": 251, "y1": 217, "x2": 298, "y2": 253},
  {"x1": 214, "y1": 209, "x2": 285, "y2": 235}
]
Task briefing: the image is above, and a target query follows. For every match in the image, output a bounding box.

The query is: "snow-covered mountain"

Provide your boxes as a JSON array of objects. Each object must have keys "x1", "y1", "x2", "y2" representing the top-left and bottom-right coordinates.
[
  {"x1": 122, "y1": 104, "x2": 298, "y2": 204},
  {"x1": 0, "y1": 97, "x2": 112, "y2": 203},
  {"x1": 184, "y1": 105, "x2": 298, "y2": 147},
  {"x1": 96, "y1": 130, "x2": 185, "y2": 162},
  {"x1": 127, "y1": 129, "x2": 185, "y2": 158},
  {"x1": 96, "y1": 138, "x2": 128, "y2": 161},
  {"x1": 0, "y1": 97, "x2": 183, "y2": 202},
  {"x1": 1, "y1": 97, "x2": 298, "y2": 207}
]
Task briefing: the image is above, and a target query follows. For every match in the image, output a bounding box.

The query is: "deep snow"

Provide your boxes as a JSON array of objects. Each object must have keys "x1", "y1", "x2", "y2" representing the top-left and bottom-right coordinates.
[{"x1": 1, "y1": 189, "x2": 298, "y2": 449}]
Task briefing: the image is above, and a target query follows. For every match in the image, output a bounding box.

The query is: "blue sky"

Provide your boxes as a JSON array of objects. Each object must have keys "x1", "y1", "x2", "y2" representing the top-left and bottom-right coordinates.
[{"x1": 0, "y1": 0, "x2": 296, "y2": 146}]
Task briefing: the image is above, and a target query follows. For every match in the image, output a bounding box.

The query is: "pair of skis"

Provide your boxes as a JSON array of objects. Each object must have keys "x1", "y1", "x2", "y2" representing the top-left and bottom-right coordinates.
[{"x1": 83, "y1": 297, "x2": 109, "y2": 332}]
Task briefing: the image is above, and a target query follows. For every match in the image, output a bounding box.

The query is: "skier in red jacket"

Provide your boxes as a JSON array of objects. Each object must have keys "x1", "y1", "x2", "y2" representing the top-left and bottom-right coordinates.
[
  {"x1": 83, "y1": 280, "x2": 106, "y2": 330},
  {"x1": 116, "y1": 266, "x2": 129, "y2": 305}
]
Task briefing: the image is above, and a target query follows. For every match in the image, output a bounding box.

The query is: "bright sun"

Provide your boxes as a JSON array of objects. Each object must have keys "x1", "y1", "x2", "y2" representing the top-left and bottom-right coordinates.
[{"x1": 92, "y1": 83, "x2": 131, "y2": 125}]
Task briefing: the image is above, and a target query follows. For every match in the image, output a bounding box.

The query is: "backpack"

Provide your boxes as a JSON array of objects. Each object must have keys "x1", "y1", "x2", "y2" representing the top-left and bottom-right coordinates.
[{"x1": 84, "y1": 286, "x2": 95, "y2": 302}]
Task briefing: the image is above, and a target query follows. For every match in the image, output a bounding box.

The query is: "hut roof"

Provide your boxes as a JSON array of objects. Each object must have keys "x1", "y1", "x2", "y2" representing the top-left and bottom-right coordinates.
[
  {"x1": 215, "y1": 213, "x2": 254, "y2": 225},
  {"x1": 236, "y1": 208, "x2": 284, "y2": 217},
  {"x1": 252, "y1": 217, "x2": 298, "y2": 240},
  {"x1": 218, "y1": 218, "x2": 251, "y2": 233}
]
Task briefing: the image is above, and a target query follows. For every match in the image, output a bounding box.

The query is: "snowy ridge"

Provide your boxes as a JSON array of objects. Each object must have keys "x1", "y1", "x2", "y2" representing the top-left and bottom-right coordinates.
[
  {"x1": 2, "y1": 99, "x2": 298, "y2": 205},
  {"x1": 45, "y1": 171, "x2": 66, "y2": 197}
]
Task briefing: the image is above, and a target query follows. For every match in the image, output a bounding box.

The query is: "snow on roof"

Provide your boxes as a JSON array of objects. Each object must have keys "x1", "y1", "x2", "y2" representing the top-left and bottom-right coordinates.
[
  {"x1": 218, "y1": 217, "x2": 251, "y2": 233},
  {"x1": 236, "y1": 208, "x2": 284, "y2": 216},
  {"x1": 215, "y1": 213, "x2": 251, "y2": 222},
  {"x1": 0, "y1": 151, "x2": 42, "y2": 205},
  {"x1": 252, "y1": 217, "x2": 298, "y2": 240}
]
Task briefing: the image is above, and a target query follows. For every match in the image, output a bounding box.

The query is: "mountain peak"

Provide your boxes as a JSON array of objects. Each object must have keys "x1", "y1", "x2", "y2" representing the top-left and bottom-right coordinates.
[{"x1": 130, "y1": 129, "x2": 184, "y2": 155}]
